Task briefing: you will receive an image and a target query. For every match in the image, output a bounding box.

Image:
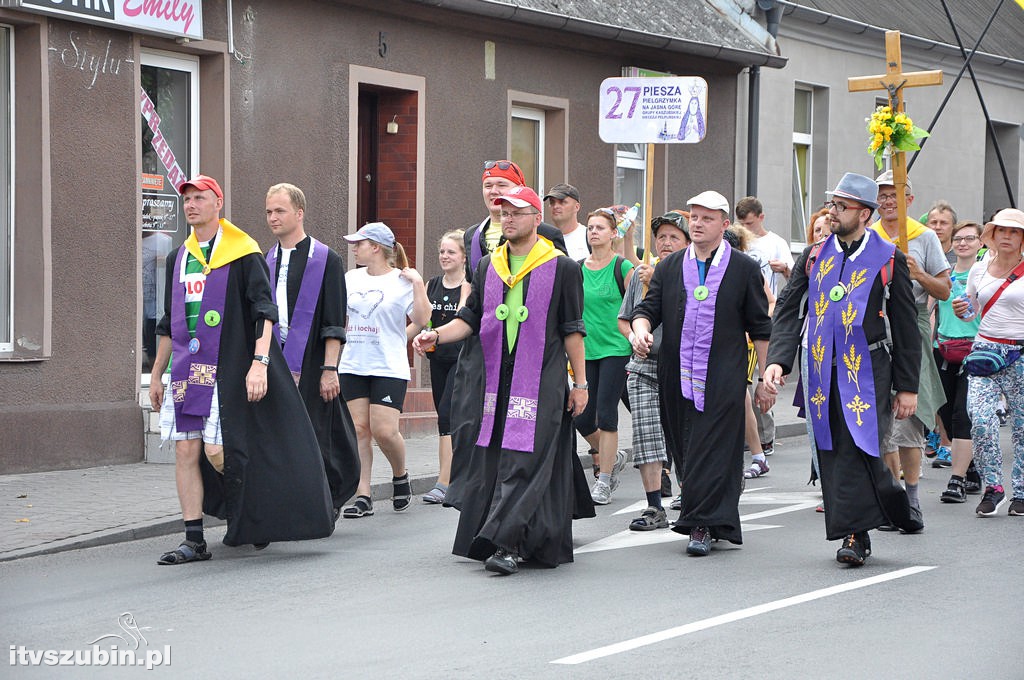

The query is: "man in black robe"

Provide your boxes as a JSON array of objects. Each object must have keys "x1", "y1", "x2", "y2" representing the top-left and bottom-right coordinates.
[
  {"x1": 763, "y1": 172, "x2": 924, "y2": 566},
  {"x1": 265, "y1": 183, "x2": 360, "y2": 520},
  {"x1": 631, "y1": 191, "x2": 772, "y2": 557},
  {"x1": 149, "y1": 175, "x2": 333, "y2": 565},
  {"x1": 414, "y1": 185, "x2": 591, "y2": 575}
]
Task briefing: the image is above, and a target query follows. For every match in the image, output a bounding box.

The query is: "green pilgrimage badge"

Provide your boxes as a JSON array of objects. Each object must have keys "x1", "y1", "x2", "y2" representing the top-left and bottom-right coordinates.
[
  {"x1": 829, "y1": 285, "x2": 846, "y2": 302},
  {"x1": 693, "y1": 285, "x2": 709, "y2": 301},
  {"x1": 204, "y1": 310, "x2": 222, "y2": 327}
]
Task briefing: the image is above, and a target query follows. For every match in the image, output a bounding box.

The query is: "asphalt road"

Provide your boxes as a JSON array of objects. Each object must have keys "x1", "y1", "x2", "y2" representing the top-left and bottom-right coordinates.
[{"x1": 2, "y1": 432, "x2": 1021, "y2": 679}]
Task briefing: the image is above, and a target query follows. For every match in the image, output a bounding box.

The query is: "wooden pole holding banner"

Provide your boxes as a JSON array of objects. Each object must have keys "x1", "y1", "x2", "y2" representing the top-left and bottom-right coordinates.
[
  {"x1": 847, "y1": 31, "x2": 943, "y2": 253},
  {"x1": 643, "y1": 143, "x2": 655, "y2": 266}
]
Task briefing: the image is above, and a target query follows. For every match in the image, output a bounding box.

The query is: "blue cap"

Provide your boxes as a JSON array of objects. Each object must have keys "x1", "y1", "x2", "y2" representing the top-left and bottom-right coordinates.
[
  {"x1": 827, "y1": 173, "x2": 879, "y2": 211},
  {"x1": 344, "y1": 222, "x2": 396, "y2": 247}
]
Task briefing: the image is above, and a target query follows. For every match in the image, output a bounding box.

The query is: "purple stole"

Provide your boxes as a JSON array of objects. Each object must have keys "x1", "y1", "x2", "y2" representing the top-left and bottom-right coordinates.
[
  {"x1": 476, "y1": 257, "x2": 557, "y2": 452},
  {"x1": 679, "y1": 242, "x2": 732, "y2": 412},
  {"x1": 169, "y1": 247, "x2": 230, "y2": 432},
  {"x1": 267, "y1": 238, "x2": 328, "y2": 375},
  {"x1": 469, "y1": 219, "x2": 488, "y2": 271},
  {"x1": 805, "y1": 233, "x2": 894, "y2": 457}
]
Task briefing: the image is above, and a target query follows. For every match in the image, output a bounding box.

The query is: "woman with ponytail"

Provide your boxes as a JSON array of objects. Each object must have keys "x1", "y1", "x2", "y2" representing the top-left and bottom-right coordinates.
[{"x1": 339, "y1": 222, "x2": 431, "y2": 518}]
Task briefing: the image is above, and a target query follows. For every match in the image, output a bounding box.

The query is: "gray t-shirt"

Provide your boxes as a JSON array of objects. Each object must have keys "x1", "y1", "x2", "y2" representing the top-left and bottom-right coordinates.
[
  {"x1": 876, "y1": 224, "x2": 949, "y2": 304},
  {"x1": 619, "y1": 267, "x2": 661, "y2": 372}
]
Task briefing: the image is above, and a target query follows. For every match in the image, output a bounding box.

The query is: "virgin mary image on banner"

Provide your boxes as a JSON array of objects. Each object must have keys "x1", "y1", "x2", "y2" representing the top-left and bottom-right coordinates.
[{"x1": 677, "y1": 90, "x2": 706, "y2": 142}]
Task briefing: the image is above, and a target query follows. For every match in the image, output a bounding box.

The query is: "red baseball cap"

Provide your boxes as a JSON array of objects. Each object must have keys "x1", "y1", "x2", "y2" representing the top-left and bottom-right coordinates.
[
  {"x1": 494, "y1": 185, "x2": 542, "y2": 212},
  {"x1": 180, "y1": 174, "x2": 224, "y2": 199}
]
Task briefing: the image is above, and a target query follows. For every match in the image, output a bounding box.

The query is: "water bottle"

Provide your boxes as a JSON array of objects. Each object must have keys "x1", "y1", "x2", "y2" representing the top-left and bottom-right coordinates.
[
  {"x1": 951, "y1": 278, "x2": 974, "y2": 320},
  {"x1": 617, "y1": 203, "x2": 641, "y2": 237}
]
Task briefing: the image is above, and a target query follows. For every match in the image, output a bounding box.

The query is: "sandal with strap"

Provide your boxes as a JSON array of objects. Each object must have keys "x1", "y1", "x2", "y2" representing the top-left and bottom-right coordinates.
[
  {"x1": 157, "y1": 539, "x2": 211, "y2": 565},
  {"x1": 744, "y1": 460, "x2": 769, "y2": 479},
  {"x1": 393, "y1": 474, "x2": 412, "y2": 512},
  {"x1": 629, "y1": 506, "x2": 669, "y2": 531},
  {"x1": 342, "y1": 495, "x2": 374, "y2": 518}
]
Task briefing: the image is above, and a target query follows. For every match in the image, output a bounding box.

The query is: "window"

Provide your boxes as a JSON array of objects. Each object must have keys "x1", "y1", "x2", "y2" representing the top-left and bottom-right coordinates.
[
  {"x1": 791, "y1": 88, "x2": 812, "y2": 243},
  {"x1": 140, "y1": 51, "x2": 198, "y2": 375},
  {"x1": 0, "y1": 25, "x2": 11, "y2": 352},
  {"x1": 511, "y1": 106, "x2": 544, "y2": 192},
  {"x1": 615, "y1": 143, "x2": 647, "y2": 250},
  {"x1": 791, "y1": 85, "x2": 829, "y2": 244}
]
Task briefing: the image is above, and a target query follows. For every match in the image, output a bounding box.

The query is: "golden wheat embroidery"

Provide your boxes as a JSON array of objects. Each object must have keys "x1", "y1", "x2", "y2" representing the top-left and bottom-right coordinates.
[
  {"x1": 841, "y1": 301, "x2": 858, "y2": 343},
  {"x1": 842, "y1": 344, "x2": 862, "y2": 392}
]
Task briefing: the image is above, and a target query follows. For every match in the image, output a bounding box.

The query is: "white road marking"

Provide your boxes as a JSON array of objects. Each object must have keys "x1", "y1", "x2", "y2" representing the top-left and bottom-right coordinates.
[{"x1": 551, "y1": 566, "x2": 936, "y2": 664}]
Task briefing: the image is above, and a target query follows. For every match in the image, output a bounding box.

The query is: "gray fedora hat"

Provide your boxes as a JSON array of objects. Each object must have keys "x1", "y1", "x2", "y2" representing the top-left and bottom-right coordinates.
[{"x1": 827, "y1": 173, "x2": 879, "y2": 211}]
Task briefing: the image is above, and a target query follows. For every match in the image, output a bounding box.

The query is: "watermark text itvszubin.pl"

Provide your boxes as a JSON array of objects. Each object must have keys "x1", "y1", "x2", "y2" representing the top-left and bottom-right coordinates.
[{"x1": 9, "y1": 645, "x2": 171, "y2": 669}]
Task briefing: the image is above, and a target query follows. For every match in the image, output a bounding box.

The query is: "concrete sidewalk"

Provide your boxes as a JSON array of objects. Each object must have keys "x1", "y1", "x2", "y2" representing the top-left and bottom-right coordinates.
[{"x1": 0, "y1": 382, "x2": 804, "y2": 562}]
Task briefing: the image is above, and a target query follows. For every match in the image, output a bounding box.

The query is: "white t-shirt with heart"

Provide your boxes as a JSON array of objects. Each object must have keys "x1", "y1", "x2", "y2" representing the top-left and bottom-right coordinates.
[{"x1": 339, "y1": 267, "x2": 415, "y2": 380}]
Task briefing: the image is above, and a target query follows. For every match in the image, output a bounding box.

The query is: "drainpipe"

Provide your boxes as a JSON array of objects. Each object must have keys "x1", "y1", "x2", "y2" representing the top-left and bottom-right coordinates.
[{"x1": 746, "y1": 0, "x2": 783, "y2": 197}]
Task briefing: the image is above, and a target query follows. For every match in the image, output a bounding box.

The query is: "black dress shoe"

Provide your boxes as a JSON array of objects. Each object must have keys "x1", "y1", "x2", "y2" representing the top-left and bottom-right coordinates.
[
  {"x1": 836, "y1": 533, "x2": 870, "y2": 566},
  {"x1": 484, "y1": 549, "x2": 519, "y2": 575}
]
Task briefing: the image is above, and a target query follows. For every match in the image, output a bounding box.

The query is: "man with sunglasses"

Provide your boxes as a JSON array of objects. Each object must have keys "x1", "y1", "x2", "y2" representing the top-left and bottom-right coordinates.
[
  {"x1": 464, "y1": 160, "x2": 567, "y2": 281},
  {"x1": 871, "y1": 171, "x2": 950, "y2": 520},
  {"x1": 763, "y1": 172, "x2": 924, "y2": 566}
]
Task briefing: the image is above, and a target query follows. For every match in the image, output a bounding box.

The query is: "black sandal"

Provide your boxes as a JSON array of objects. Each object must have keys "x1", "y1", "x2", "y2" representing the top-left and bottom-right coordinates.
[
  {"x1": 157, "y1": 539, "x2": 211, "y2": 565},
  {"x1": 393, "y1": 474, "x2": 412, "y2": 512},
  {"x1": 342, "y1": 495, "x2": 374, "y2": 518}
]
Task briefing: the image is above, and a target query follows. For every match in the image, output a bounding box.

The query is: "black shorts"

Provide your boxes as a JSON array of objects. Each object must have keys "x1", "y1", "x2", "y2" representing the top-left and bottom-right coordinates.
[{"x1": 339, "y1": 374, "x2": 408, "y2": 412}]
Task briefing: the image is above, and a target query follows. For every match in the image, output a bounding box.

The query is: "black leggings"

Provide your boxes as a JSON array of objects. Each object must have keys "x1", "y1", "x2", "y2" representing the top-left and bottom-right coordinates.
[
  {"x1": 428, "y1": 355, "x2": 458, "y2": 436},
  {"x1": 574, "y1": 355, "x2": 630, "y2": 436},
  {"x1": 934, "y1": 347, "x2": 972, "y2": 440}
]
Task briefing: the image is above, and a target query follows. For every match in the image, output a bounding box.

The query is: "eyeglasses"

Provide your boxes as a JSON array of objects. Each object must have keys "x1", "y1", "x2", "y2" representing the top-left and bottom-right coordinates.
[
  {"x1": 876, "y1": 192, "x2": 908, "y2": 204},
  {"x1": 952, "y1": 235, "x2": 979, "y2": 243},
  {"x1": 500, "y1": 210, "x2": 539, "y2": 220},
  {"x1": 484, "y1": 160, "x2": 514, "y2": 171},
  {"x1": 824, "y1": 200, "x2": 856, "y2": 213}
]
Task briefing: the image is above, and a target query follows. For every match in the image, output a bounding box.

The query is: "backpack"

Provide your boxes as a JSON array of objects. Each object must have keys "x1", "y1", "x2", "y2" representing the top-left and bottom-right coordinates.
[{"x1": 578, "y1": 255, "x2": 627, "y2": 297}]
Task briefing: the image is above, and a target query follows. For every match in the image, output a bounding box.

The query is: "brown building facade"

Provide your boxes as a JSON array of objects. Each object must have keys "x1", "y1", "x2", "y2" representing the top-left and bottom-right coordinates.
[{"x1": 0, "y1": 0, "x2": 782, "y2": 473}]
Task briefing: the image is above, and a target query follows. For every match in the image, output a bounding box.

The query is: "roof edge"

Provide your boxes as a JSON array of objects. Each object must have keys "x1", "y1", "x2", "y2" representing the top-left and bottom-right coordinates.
[
  {"x1": 779, "y1": 1, "x2": 1024, "y2": 72},
  {"x1": 408, "y1": 0, "x2": 789, "y2": 68}
]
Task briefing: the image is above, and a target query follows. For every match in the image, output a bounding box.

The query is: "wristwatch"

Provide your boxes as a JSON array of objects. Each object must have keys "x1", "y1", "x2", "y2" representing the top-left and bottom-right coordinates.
[
  {"x1": 253, "y1": 354, "x2": 270, "y2": 366},
  {"x1": 572, "y1": 382, "x2": 589, "y2": 390}
]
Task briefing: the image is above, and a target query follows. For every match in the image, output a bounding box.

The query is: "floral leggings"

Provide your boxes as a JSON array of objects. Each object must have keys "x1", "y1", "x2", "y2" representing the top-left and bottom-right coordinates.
[{"x1": 966, "y1": 342, "x2": 1024, "y2": 499}]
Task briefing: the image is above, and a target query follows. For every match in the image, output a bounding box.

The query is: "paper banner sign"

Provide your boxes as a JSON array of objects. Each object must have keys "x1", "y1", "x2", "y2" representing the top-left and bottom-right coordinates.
[{"x1": 599, "y1": 76, "x2": 709, "y2": 144}]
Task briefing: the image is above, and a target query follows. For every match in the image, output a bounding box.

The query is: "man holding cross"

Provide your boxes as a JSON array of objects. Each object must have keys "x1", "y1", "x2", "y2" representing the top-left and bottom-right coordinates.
[{"x1": 871, "y1": 170, "x2": 950, "y2": 516}]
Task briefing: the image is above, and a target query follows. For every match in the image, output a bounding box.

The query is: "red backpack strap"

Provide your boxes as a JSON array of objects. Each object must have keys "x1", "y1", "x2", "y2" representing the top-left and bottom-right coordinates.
[
  {"x1": 880, "y1": 253, "x2": 895, "y2": 287},
  {"x1": 804, "y1": 241, "x2": 826, "y2": 276}
]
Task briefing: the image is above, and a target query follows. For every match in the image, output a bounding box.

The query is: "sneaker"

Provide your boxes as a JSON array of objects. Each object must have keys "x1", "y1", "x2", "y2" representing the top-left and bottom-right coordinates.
[
  {"x1": 761, "y1": 440, "x2": 774, "y2": 457},
  {"x1": 670, "y1": 493, "x2": 683, "y2": 511},
  {"x1": 660, "y1": 469, "x2": 673, "y2": 498},
  {"x1": 924, "y1": 430, "x2": 941, "y2": 457},
  {"x1": 686, "y1": 526, "x2": 712, "y2": 556},
  {"x1": 609, "y1": 450, "x2": 628, "y2": 493},
  {"x1": 1008, "y1": 498, "x2": 1024, "y2": 516},
  {"x1": 940, "y1": 477, "x2": 966, "y2": 503},
  {"x1": 591, "y1": 479, "x2": 612, "y2": 505},
  {"x1": 629, "y1": 506, "x2": 669, "y2": 531},
  {"x1": 931, "y1": 446, "x2": 952, "y2": 468},
  {"x1": 744, "y1": 459, "x2": 769, "y2": 479},
  {"x1": 976, "y1": 486, "x2": 1006, "y2": 517},
  {"x1": 836, "y1": 533, "x2": 871, "y2": 566},
  {"x1": 484, "y1": 548, "x2": 519, "y2": 575}
]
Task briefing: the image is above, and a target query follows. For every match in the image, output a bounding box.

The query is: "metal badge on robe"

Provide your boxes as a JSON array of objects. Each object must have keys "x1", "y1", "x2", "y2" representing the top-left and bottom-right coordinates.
[{"x1": 188, "y1": 337, "x2": 201, "y2": 354}]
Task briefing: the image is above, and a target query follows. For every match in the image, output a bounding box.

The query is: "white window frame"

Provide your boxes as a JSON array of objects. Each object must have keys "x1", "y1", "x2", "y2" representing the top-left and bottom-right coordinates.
[
  {"x1": 139, "y1": 50, "x2": 200, "y2": 386},
  {"x1": 511, "y1": 105, "x2": 545, "y2": 193},
  {"x1": 0, "y1": 24, "x2": 14, "y2": 353},
  {"x1": 791, "y1": 87, "x2": 814, "y2": 245}
]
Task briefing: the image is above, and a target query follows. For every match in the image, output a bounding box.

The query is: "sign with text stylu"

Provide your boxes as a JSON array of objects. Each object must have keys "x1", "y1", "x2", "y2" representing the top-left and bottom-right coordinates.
[{"x1": 598, "y1": 77, "x2": 708, "y2": 144}]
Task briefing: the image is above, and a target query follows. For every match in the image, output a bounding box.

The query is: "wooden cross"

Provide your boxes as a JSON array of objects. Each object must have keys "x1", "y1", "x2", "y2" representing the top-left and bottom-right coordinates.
[{"x1": 848, "y1": 30, "x2": 943, "y2": 252}]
